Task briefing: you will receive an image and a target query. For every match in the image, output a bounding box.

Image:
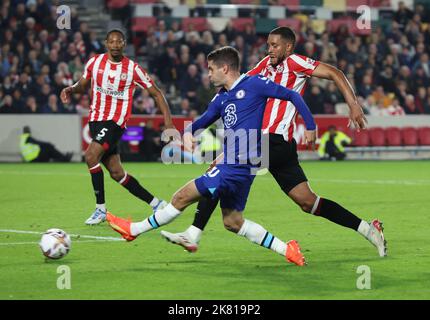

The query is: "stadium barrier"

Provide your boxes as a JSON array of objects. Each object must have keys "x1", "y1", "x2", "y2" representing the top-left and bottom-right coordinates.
[{"x1": 1, "y1": 115, "x2": 429, "y2": 162}]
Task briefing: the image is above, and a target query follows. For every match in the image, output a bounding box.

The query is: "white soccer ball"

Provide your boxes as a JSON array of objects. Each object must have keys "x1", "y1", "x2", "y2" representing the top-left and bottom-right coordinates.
[{"x1": 39, "y1": 228, "x2": 71, "y2": 260}]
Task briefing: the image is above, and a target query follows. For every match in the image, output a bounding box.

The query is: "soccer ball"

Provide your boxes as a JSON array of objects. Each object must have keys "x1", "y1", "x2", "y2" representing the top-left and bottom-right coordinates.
[{"x1": 39, "y1": 228, "x2": 71, "y2": 260}]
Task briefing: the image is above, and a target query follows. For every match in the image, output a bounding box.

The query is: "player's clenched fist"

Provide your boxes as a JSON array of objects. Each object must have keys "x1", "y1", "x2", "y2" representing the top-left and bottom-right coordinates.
[{"x1": 60, "y1": 86, "x2": 73, "y2": 104}]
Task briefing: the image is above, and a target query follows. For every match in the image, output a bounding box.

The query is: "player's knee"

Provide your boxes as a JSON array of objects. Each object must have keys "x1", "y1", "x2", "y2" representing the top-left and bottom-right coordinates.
[
  {"x1": 171, "y1": 190, "x2": 188, "y2": 209},
  {"x1": 109, "y1": 170, "x2": 124, "y2": 182},
  {"x1": 299, "y1": 196, "x2": 318, "y2": 213},
  {"x1": 84, "y1": 150, "x2": 97, "y2": 166},
  {"x1": 223, "y1": 216, "x2": 242, "y2": 233}
]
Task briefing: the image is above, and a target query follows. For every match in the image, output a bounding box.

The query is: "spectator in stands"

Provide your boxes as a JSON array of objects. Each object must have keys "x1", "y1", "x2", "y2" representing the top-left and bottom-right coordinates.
[
  {"x1": 386, "y1": 98, "x2": 405, "y2": 116},
  {"x1": 179, "y1": 98, "x2": 191, "y2": 117},
  {"x1": 394, "y1": 1, "x2": 414, "y2": 31},
  {"x1": 22, "y1": 95, "x2": 39, "y2": 113},
  {"x1": 179, "y1": 64, "x2": 200, "y2": 106},
  {"x1": 403, "y1": 94, "x2": 420, "y2": 114},
  {"x1": 19, "y1": 125, "x2": 72, "y2": 163},
  {"x1": 196, "y1": 74, "x2": 217, "y2": 115},
  {"x1": 318, "y1": 125, "x2": 351, "y2": 161},
  {"x1": 0, "y1": 94, "x2": 14, "y2": 113},
  {"x1": 414, "y1": 87, "x2": 427, "y2": 114},
  {"x1": 41, "y1": 94, "x2": 63, "y2": 113}
]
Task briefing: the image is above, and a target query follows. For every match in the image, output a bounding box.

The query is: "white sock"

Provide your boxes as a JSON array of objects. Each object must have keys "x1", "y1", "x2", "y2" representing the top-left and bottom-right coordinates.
[
  {"x1": 186, "y1": 225, "x2": 202, "y2": 243},
  {"x1": 357, "y1": 220, "x2": 370, "y2": 237},
  {"x1": 131, "y1": 203, "x2": 181, "y2": 236},
  {"x1": 149, "y1": 197, "x2": 160, "y2": 208},
  {"x1": 238, "y1": 219, "x2": 286, "y2": 257},
  {"x1": 96, "y1": 204, "x2": 106, "y2": 212}
]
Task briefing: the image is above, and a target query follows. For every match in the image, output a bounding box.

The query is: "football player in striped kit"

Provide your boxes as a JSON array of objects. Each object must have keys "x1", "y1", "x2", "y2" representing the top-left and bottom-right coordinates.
[
  {"x1": 161, "y1": 27, "x2": 387, "y2": 258},
  {"x1": 60, "y1": 29, "x2": 173, "y2": 225}
]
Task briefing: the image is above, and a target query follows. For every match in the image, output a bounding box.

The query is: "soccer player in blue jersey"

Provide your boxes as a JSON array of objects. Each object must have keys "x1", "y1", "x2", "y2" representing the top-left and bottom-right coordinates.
[{"x1": 106, "y1": 46, "x2": 317, "y2": 266}]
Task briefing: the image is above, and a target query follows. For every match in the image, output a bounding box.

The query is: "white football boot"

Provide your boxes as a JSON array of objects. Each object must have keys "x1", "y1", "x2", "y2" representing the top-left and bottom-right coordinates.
[
  {"x1": 85, "y1": 208, "x2": 106, "y2": 225},
  {"x1": 160, "y1": 230, "x2": 198, "y2": 253},
  {"x1": 365, "y1": 219, "x2": 387, "y2": 257}
]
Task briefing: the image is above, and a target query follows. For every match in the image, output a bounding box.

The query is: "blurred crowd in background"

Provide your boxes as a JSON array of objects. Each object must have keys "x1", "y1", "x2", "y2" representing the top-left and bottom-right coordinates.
[{"x1": 1, "y1": 0, "x2": 430, "y2": 118}]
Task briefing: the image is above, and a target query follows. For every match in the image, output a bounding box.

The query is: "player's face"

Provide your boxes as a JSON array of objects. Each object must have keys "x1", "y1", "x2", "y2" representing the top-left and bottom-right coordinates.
[
  {"x1": 267, "y1": 34, "x2": 290, "y2": 66},
  {"x1": 207, "y1": 60, "x2": 226, "y2": 87},
  {"x1": 105, "y1": 32, "x2": 125, "y2": 59}
]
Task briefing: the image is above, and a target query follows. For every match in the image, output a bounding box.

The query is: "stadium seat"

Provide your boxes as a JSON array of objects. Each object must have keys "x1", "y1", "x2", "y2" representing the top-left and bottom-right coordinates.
[
  {"x1": 131, "y1": 0, "x2": 158, "y2": 3},
  {"x1": 352, "y1": 130, "x2": 370, "y2": 147},
  {"x1": 385, "y1": 127, "x2": 402, "y2": 146},
  {"x1": 231, "y1": 18, "x2": 254, "y2": 32},
  {"x1": 256, "y1": 18, "x2": 278, "y2": 34},
  {"x1": 106, "y1": 0, "x2": 129, "y2": 8},
  {"x1": 231, "y1": 0, "x2": 254, "y2": 4},
  {"x1": 131, "y1": 17, "x2": 157, "y2": 32},
  {"x1": 369, "y1": 127, "x2": 386, "y2": 146},
  {"x1": 277, "y1": 18, "x2": 302, "y2": 33},
  {"x1": 324, "y1": 0, "x2": 346, "y2": 11},
  {"x1": 277, "y1": 0, "x2": 300, "y2": 10},
  {"x1": 401, "y1": 127, "x2": 419, "y2": 146},
  {"x1": 346, "y1": 0, "x2": 369, "y2": 9},
  {"x1": 300, "y1": 0, "x2": 323, "y2": 7},
  {"x1": 181, "y1": 17, "x2": 209, "y2": 32},
  {"x1": 417, "y1": 127, "x2": 430, "y2": 146}
]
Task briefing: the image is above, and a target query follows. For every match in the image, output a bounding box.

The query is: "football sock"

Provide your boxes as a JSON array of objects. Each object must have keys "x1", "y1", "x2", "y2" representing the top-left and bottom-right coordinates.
[
  {"x1": 119, "y1": 172, "x2": 154, "y2": 204},
  {"x1": 186, "y1": 225, "x2": 202, "y2": 243},
  {"x1": 96, "y1": 203, "x2": 106, "y2": 212},
  {"x1": 238, "y1": 219, "x2": 286, "y2": 256},
  {"x1": 312, "y1": 197, "x2": 362, "y2": 231},
  {"x1": 149, "y1": 197, "x2": 161, "y2": 208},
  {"x1": 89, "y1": 164, "x2": 105, "y2": 205},
  {"x1": 192, "y1": 197, "x2": 219, "y2": 230},
  {"x1": 357, "y1": 220, "x2": 371, "y2": 237},
  {"x1": 131, "y1": 203, "x2": 181, "y2": 236}
]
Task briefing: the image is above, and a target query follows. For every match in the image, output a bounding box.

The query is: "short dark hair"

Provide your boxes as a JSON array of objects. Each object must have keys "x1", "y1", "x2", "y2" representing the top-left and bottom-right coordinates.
[
  {"x1": 207, "y1": 46, "x2": 240, "y2": 71},
  {"x1": 269, "y1": 26, "x2": 296, "y2": 48},
  {"x1": 106, "y1": 28, "x2": 126, "y2": 41}
]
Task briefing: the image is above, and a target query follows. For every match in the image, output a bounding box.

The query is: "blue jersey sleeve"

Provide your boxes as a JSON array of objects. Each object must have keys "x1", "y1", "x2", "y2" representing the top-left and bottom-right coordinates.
[
  {"x1": 251, "y1": 76, "x2": 316, "y2": 130},
  {"x1": 184, "y1": 94, "x2": 222, "y2": 135}
]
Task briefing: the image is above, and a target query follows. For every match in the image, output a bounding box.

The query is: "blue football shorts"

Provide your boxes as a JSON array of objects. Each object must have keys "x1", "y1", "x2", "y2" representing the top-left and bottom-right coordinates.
[{"x1": 194, "y1": 164, "x2": 255, "y2": 212}]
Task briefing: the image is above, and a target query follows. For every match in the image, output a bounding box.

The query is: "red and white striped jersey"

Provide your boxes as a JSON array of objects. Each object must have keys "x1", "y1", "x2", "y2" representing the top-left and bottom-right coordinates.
[
  {"x1": 247, "y1": 54, "x2": 319, "y2": 141},
  {"x1": 83, "y1": 53, "x2": 154, "y2": 127}
]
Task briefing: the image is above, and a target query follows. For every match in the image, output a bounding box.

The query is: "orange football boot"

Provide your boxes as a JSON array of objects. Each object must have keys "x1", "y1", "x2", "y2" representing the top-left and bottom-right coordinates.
[
  {"x1": 106, "y1": 212, "x2": 137, "y2": 242},
  {"x1": 286, "y1": 240, "x2": 306, "y2": 266}
]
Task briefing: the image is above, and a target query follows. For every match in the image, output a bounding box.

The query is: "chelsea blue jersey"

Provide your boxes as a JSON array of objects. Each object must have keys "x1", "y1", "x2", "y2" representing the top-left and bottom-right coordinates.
[{"x1": 189, "y1": 74, "x2": 315, "y2": 166}]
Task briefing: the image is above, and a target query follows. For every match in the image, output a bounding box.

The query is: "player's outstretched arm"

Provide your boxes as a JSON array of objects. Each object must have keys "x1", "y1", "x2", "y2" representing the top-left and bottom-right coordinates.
[
  {"x1": 60, "y1": 77, "x2": 90, "y2": 104},
  {"x1": 147, "y1": 84, "x2": 174, "y2": 130},
  {"x1": 312, "y1": 62, "x2": 367, "y2": 131}
]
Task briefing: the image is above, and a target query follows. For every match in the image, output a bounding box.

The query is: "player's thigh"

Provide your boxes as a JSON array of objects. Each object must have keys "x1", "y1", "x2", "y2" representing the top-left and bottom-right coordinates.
[
  {"x1": 85, "y1": 141, "x2": 105, "y2": 165},
  {"x1": 171, "y1": 180, "x2": 202, "y2": 211},
  {"x1": 89, "y1": 121, "x2": 124, "y2": 157},
  {"x1": 269, "y1": 162, "x2": 308, "y2": 196}
]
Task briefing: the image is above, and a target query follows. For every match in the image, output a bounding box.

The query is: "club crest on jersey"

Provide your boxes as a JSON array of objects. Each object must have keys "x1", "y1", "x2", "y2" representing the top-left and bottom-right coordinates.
[
  {"x1": 236, "y1": 90, "x2": 245, "y2": 99},
  {"x1": 306, "y1": 57, "x2": 315, "y2": 64},
  {"x1": 276, "y1": 65, "x2": 284, "y2": 73},
  {"x1": 120, "y1": 73, "x2": 127, "y2": 81}
]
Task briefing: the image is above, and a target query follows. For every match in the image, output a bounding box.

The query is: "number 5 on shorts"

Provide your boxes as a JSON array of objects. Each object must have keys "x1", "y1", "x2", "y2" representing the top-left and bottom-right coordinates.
[{"x1": 96, "y1": 128, "x2": 108, "y2": 141}]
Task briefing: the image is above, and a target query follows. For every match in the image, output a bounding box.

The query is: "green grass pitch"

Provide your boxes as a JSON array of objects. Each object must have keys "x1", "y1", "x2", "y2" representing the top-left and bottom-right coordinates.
[{"x1": 0, "y1": 161, "x2": 429, "y2": 300}]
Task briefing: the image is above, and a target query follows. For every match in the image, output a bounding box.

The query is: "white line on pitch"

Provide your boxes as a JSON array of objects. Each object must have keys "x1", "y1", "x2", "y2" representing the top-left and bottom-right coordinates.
[
  {"x1": 0, "y1": 229, "x2": 124, "y2": 241},
  {"x1": 0, "y1": 239, "x2": 121, "y2": 246}
]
